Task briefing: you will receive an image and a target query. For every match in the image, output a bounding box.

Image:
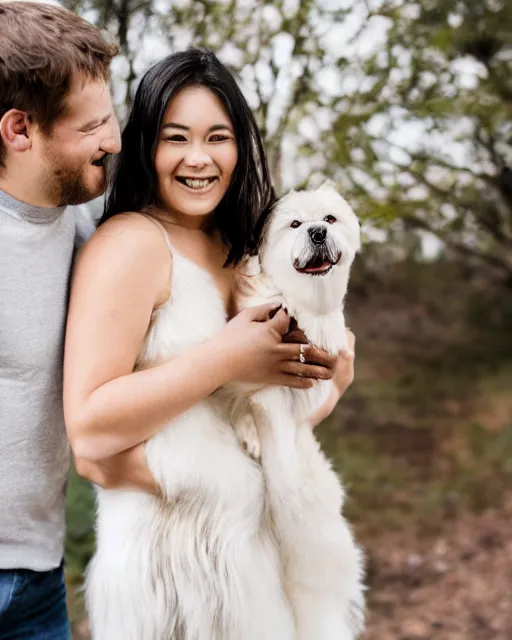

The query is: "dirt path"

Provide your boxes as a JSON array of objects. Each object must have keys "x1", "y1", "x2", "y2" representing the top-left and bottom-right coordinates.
[{"x1": 362, "y1": 497, "x2": 512, "y2": 640}]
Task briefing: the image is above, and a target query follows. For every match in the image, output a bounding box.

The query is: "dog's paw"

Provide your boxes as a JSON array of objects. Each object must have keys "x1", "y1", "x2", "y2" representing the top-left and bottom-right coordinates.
[
  {"x1": 242, "y1": 433, "x2": 261, "y2": 461},
  {"x1": 234, "y1": 415, "x2": 261, "y2": 462}
]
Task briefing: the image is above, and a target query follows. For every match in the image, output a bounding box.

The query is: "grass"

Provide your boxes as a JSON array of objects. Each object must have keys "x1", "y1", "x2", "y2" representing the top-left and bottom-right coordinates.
[{"x1": 316, "y1": 359, "x2": 512, "y2": 537}]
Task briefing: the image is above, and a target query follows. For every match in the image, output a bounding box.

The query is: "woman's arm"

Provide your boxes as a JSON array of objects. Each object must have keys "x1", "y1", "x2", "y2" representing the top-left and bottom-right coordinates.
[
  {"x1": 74, "y1": 337, "x2": 350, "y2": 492},
  {"x1": 64, "y1": 214, "x2": 333, "y2": 463},
  {"x1": 308, "y1": 329, "x2": 356, "y2": 428}
]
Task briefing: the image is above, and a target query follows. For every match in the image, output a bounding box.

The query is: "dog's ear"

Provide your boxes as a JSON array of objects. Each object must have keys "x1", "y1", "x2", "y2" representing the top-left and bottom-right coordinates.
[{"x1": 316, "y1": 179, "x2": 340, "y2": 194}]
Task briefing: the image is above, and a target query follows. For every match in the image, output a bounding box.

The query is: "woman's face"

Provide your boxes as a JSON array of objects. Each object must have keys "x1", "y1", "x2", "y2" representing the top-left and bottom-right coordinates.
[{"x1": 154, "y1": 86, "x2": 238, "y2": 227}]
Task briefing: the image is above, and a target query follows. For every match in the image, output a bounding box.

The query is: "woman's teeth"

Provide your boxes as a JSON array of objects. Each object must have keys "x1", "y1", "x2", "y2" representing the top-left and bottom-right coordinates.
[{"x1": 180, "y1": 177, "x2": 215, "y2": 189}]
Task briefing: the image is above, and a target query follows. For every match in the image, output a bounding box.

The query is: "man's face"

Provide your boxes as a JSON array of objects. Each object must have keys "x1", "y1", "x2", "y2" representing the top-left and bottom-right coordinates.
[{"x1": 34, "y1": 77, "x2": 121, "y2": 206}]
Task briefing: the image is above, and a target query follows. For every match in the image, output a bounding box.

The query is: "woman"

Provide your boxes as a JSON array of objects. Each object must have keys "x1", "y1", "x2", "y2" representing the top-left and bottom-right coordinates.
[{"x1": 64, "y1": 49, "x2": 355, "y2": 639}]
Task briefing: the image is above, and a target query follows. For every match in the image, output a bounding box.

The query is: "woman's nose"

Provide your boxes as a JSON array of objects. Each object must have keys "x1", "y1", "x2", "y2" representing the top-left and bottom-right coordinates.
[{"x1": 184, "y1": 145, "x2": 212, "y2": 168}]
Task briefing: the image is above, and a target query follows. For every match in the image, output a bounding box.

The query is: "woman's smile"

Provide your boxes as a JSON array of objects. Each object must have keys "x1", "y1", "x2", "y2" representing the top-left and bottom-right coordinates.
[{"x1": 175, "y1": 176, "x2": 219, "y2": 193}]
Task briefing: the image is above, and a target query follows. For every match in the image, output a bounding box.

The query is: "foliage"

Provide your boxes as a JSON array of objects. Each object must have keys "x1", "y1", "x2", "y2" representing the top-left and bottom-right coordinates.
[
  {"x1": 65, "y1": 464, "x2": 96, "y2": 578},
  {"x1": 60, "y1": 0, "x2": 512, "y2": 282},
  {"x1": 328, "y1": 0, "x2": 512, "y2": 284},
  {"x1": 61, "y1": 0, "x2": 372, "y2": 193}
]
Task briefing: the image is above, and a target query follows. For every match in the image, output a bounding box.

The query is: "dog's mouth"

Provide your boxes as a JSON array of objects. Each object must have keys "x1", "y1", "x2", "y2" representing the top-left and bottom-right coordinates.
[{"x1": 294, "y1": 253, "x2": 341, "y2": 276}]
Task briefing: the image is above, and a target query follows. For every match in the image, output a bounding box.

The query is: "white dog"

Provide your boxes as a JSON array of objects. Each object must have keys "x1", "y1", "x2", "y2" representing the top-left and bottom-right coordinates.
[{"x1": 229, "y1": 180, "x2": 366, "y2": 640}]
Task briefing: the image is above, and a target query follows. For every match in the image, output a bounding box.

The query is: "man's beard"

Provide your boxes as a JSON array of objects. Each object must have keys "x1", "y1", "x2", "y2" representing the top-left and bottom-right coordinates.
[{"x1": 48, "y1": 161, "x2": 105, "y2": 207}]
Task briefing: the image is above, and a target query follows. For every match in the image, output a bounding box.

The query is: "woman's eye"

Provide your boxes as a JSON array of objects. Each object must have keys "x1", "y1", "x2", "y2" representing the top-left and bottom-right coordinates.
[
  {"x1": 166, "y1": 134, "x2": 187, "y2": 142},
  {"x1": 209, "y1": 134, "x2": 229, "y2": 143},
  {"x1": 290, "y1": 220, "x2": 302, "y2": 228},
  {"x1": 324, "y1": 215, "x2": 336, "y2": 224}
]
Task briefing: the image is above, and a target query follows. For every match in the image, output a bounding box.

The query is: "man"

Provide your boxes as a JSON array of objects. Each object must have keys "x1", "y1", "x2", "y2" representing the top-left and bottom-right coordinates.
[{"x1": 0, "y1": 2, "x2": 120, "y2": 636}]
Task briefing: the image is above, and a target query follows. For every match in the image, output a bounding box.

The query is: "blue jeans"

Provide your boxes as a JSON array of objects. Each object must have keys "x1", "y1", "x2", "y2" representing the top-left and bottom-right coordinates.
[{"x1": 0, "y1": 562, "x2": 71, "y2": 639}]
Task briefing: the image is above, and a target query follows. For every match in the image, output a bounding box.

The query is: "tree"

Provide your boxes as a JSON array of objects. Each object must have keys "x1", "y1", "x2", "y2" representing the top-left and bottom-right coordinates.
[
  {"x1": 328, "y1": 0, "x2": 512, "y2": 284},
  {"x1": 61, "y1": 0, "x2": 158, "y2": 113},
  {"x1": 61, "y1": 0, "x2": 385, "y2": 194},
  {"x1": 62, "y1": 0, "x2": 512, "y2": 284}
]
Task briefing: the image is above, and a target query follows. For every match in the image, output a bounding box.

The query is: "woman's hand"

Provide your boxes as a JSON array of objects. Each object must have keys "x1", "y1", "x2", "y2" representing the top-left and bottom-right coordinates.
[{"x1": 219, "y1": 305, "x2": 337, "y2": 389}]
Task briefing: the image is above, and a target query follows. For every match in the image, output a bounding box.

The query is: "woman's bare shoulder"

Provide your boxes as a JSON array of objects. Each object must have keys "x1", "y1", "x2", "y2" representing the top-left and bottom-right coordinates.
[
  {"x1": 72, "y1": 212, "x2": 171, "y2": 305},
  {"x1": 76, "y1": 212, "x2": 167, "y2": 262}
]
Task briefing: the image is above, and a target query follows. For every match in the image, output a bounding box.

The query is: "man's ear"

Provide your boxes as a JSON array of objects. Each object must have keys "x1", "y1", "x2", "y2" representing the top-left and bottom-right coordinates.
[{"x1": 0, "y1": 109, "x2": 33, "y2": 153}]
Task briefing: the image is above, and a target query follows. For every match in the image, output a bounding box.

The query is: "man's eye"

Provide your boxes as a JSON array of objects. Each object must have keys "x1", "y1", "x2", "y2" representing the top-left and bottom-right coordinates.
[
  {"x1": 324, "y1": 215, "x2": 336, "y2": 224},
  {"x1": 290, "y1": 220, "x2": 302, "y2": 228},
  {"x1": 81, "y1": 116, "x2": 110, "y2": 134},
  {"x1": 80, "y1": 124, "x2": 101, "y2": 134}
]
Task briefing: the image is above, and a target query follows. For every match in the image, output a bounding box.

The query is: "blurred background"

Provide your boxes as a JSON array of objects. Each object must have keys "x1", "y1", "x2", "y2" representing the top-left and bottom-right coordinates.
[{"x1": 58, "y1": 0, "x2": 512, "y2": 638}]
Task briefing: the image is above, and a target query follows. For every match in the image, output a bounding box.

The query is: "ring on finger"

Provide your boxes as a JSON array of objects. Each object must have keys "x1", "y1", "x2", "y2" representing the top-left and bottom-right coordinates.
[{"x1": 299, "y1": 343, "x2": 307, "y2": 364}]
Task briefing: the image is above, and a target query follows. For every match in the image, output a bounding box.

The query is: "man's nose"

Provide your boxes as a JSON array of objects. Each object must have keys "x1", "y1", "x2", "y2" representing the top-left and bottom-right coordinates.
[{"x1": 101, "y1": 117, "x2": 122, "y2": 155}]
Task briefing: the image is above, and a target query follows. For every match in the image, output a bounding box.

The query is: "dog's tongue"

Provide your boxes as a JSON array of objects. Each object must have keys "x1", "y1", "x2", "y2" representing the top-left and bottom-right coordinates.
[{"x1": 303, "y1": 260, "x2": 331, "y2": 273}]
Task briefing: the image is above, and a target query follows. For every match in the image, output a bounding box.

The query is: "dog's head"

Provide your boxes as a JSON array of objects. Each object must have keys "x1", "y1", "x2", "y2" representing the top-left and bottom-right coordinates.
[{"x1": 257, "y1": 180, "x2": 360, "y2": 313}]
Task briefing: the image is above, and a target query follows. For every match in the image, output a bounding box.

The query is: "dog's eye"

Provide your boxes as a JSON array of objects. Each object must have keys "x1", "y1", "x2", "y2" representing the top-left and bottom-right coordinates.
[
  {"x1": 290, "y1": 220, "x2": 302, "y2": 229},
  {"x1": 324, "y1": 215, "x2": 336, "y2": 224}
]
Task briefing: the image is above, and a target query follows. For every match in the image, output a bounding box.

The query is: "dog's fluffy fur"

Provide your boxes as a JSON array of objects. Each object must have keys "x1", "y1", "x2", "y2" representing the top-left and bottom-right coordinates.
[
  {"x1": 229, "y1": 180, "x2": 366, "y2": 639},
  {"x1": 85, "y1": 181, "x2": 365, "y2": 640}
]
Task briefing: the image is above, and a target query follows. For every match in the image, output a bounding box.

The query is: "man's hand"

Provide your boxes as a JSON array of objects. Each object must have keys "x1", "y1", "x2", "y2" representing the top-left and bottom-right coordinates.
[
  {"x1": 333, "y1": 328, "x2": 355, "y2": 397},
  {"x1": 308, "y1": 328, "x2": 356, "y2": 428},
  {"x1": 74, "y1": 443, "x2": 159, "y2": 496}
]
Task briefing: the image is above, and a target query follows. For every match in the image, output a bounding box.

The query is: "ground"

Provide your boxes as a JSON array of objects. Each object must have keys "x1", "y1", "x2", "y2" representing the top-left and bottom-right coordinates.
[{"x1": 362, "y1": 496, "x2": 512, "y2": 640}]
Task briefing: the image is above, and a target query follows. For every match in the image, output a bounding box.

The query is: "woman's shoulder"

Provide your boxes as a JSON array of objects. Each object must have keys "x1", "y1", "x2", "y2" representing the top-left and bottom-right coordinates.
[
  {"x1": 73, "y1": 212, "x2": 172, "y2": 303},
  {"x1": 79, "y1": 212, "x2": 169, "y2": 261},
  {"x1": 95, "y1": 211, "x2": 165, "y2": 242}
]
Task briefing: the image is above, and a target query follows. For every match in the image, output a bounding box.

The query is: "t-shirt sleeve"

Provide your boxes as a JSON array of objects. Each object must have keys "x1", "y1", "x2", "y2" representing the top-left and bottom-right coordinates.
[{"x1": 71, "y1": 198, "x2": 104, "y2": 248}]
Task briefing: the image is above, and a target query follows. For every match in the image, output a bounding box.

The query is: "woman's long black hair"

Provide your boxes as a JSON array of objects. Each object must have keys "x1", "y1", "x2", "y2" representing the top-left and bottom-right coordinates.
[{"x1": 101, "y1": 49, "x2": 276, "y2": 265}]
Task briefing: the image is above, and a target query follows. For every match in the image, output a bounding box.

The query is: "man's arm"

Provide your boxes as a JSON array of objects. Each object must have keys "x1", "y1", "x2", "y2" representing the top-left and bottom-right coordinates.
[{"x1": 74, "y1": 444, "x2": 159, "y2": 495}]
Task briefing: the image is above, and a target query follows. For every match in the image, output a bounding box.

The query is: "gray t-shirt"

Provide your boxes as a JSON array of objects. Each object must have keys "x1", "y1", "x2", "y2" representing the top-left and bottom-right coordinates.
[{"x1": 0, "y1": 188, "x2": 77, "y2": 571}]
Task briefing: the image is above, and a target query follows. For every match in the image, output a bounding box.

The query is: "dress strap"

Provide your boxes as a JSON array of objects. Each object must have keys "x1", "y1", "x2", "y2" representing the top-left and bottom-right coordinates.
[
  {"x1": 140, "y1": 213, "x2": 173, "y2": 255},
  {"x1": 139, "y1": 213, "x2": 173, "y2": 308}
]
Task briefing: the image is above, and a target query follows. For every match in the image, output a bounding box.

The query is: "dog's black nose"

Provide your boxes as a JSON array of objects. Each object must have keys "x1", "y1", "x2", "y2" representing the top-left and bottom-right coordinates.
[{"x1": 308, "y1": 226, "x2": 327, "y2": 244}]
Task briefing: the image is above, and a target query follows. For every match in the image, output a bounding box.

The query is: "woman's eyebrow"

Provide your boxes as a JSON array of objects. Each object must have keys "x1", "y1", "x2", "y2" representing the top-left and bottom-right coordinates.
[
  {"x1": 161, "y1": 122, "x2": 188, "y2": 131},
  {"x1": 161, "y1": 122, "x2": 232, "y2": 132}
]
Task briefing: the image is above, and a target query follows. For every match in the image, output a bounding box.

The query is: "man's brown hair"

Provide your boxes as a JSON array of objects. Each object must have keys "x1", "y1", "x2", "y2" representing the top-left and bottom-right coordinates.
[{"x1": 0, "y1": 1, "x2": 119, "y2": 164}]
